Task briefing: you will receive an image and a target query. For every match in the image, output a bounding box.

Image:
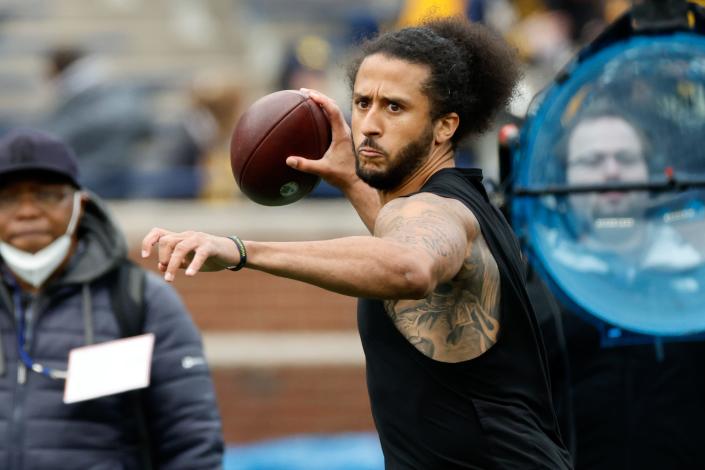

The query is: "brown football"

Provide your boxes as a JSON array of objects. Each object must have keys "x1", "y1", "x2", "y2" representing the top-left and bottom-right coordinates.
[{"x1": 230, "y1": 90, "x2": 331, "y2": 206}]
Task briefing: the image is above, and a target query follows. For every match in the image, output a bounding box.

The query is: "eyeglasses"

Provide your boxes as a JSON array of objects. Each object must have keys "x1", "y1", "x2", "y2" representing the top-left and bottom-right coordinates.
[
  {"x1": 569, "y1": 151, "x2": 646, "y2": 169},
  {"x1": 0, "y1": 187, "x2": 74, "y2": 212}
]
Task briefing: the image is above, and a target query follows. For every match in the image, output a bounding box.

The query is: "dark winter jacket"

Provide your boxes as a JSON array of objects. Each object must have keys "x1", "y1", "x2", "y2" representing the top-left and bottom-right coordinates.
[{"x1": 0, "y1": 194, "x2": 224, "y2": 469}]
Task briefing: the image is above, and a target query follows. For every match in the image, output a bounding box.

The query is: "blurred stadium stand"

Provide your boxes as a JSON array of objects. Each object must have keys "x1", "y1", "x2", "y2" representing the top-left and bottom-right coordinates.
[{"x1": 0, "y1": 2, "x2": 396, "y2": 465}]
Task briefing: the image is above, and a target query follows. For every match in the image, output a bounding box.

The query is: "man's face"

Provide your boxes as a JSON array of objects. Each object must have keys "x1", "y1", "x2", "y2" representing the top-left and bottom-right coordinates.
[
  {"x1": 351, "y1": 53, "x2": 436, "y2": 190},
  {"x1": 566, "y1": 116, "x2": 649, "y2": 220},
  {"x1": 0, "y1": 178, "x2": 77, "y2": 254}
]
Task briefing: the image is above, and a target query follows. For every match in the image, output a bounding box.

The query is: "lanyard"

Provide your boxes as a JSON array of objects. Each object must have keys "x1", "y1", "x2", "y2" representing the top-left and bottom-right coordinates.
[{"x1": 11, "y1": 281, "x2": 67, "y2": 380}]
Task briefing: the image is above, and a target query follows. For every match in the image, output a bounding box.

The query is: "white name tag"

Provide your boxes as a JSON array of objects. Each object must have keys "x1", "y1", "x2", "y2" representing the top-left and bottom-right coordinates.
[{"x1": 63, "y1": 333, "x2": 155, "y2": 404}]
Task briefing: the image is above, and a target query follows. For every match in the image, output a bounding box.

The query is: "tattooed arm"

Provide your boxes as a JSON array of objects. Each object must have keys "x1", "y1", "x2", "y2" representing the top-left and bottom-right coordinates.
[
  {"x1": 373, "y1": 193, "x2": 470, "y2": 290},
  {"x1": 143, "y1": 193, "x2": 473, "y2": 302},
  {"x1": 237, "y1": 193, "x2": 469, "y2": 298},
  {"x1": 144, "y1": 182, "x2": 498, "y2": 361},
  {"x1": 380, "y1": 194, "x2": 501, "y2": 363}
]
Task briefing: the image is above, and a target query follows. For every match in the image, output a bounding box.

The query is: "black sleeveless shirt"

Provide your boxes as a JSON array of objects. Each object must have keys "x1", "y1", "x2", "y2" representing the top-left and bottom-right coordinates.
[{"x1": 358, "y1": 168, "x2": 572, "y2": 469}]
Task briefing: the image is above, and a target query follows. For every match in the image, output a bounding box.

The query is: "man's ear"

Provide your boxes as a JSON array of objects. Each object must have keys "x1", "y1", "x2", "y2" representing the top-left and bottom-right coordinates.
[{"x1": 434, "y1": 112, "x2": 460, "y2": 145}]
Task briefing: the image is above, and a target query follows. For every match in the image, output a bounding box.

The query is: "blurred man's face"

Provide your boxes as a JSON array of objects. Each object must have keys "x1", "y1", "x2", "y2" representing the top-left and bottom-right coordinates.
[
  {"x1": 0, "y1": 178, "x2": 77, "y2": 254},
  {"x1": 351, "y1": 53, "x2": 435, "y2": 190},
  {"x1": 567, "y1": 116, "x2": 649, "y2": 220}
]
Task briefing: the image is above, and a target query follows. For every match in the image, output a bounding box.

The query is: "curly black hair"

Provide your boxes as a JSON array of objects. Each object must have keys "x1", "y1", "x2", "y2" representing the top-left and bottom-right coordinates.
[{"x1": 347, "y1": 16, "x2": 521, "y2": 146}]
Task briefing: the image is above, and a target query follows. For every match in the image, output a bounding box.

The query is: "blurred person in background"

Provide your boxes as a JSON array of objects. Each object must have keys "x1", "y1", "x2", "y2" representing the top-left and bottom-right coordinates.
[
  {"x1": 486, "y1": 0, "x2": 631, "y2": 116},
  {"x1": 142, "y1": 17, "x2": 572, "y2": 469},
  {"x1": 191, "y1": 72, "x2": 243, "y2": 201},
  {"x1": 0, "y1": 129, "x2": 224, "y2": 469},
  {"x1": 566, "y1": 112, "x2": 649, "y2": 226},
  {"x1": 278, "y1": 36, "x2": 332, "y2": 94},
  {"x1": 532, "y1": 107, "x2": 705, "y2": 469},
  {"x1": 550, "y1": 107, "x2": 701, "y2": 276},
  {"x1": 39, "y1": 46, "x2": 155, "y2": 199},
  {"x1": 131, "y1": 71, "x2": 242, "y2": 200}
]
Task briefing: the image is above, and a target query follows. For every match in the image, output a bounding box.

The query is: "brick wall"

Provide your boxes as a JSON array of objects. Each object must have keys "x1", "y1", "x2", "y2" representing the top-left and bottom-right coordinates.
[
  {"x1": 134, "y1": 256, "x2": 358, "y2": 331},
  {"x1": 212, "y1": 367, "x2": 373, "y2": 443}
]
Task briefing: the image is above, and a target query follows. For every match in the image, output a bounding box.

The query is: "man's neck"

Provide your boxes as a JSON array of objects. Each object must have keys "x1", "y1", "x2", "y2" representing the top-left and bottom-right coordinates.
[{"x1": 379, "y1": 146, "x2": 455, "y2": 205}]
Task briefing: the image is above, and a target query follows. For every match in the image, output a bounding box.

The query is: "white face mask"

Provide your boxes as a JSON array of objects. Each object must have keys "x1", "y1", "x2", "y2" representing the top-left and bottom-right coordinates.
[{"x1": 0, "y1": 191, "x2": 83, "y2": 288}]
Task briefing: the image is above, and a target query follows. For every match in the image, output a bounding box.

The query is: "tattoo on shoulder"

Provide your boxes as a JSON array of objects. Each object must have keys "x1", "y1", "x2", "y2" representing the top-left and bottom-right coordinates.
[
  {"x1": 384, "y1": 231, "x2": 501, "y2": 363},
  {"x1": 375, "y1": 196, "x2": 466, "y2": 261}
]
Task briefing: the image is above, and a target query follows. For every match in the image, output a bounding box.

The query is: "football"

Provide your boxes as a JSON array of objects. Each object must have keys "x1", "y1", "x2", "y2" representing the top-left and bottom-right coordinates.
[{"x1": 230, "y1": 89, "x2": 331, "y2": 206}]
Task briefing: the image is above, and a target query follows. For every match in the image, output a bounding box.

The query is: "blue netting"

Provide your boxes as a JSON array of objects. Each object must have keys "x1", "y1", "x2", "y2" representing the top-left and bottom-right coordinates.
[{"x1": 513, "y1": 32, "x2": 705, "y2": 339}]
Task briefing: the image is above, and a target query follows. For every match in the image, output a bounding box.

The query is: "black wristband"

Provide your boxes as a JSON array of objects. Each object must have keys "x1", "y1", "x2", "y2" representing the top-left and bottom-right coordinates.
[{"x1": 225, "y1": 235, "x2": 247, "y2": 271}]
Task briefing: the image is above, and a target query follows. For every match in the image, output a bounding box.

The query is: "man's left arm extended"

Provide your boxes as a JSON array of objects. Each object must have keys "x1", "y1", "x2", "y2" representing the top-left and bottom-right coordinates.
[{"x1": 142, "y1": 194, "x2": 468, "y2": 302}]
